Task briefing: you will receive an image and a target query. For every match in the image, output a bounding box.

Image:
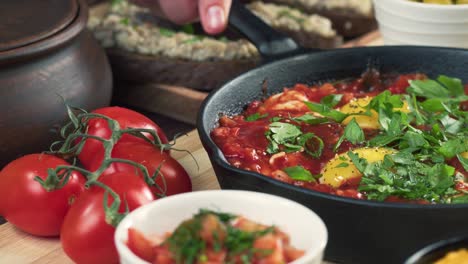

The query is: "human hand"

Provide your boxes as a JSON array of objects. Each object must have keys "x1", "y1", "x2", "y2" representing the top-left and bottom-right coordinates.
[{"x1": 131, "y1": 0, "x2": 232, "y2": 35}]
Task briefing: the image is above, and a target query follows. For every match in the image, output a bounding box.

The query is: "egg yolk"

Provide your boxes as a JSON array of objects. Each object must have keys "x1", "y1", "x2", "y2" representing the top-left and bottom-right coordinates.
[
  {"x1": 321, "y1": 147, "x2": 396, "y2": 188},
  {"x1": 340, "y1": 97, "x2": 410, "y2": 129}
]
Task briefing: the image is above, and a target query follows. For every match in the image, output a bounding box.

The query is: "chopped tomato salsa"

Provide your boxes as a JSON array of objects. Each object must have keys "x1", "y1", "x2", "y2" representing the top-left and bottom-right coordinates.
[{"x1": 127, "y1": 210, "x2": 304, "y2": 264}]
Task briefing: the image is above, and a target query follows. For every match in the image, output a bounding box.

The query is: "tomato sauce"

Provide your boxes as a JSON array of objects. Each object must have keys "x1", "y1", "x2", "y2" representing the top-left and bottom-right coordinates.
[{"x1": 211, "y1": 72, "x2": 467, "y2": 203}]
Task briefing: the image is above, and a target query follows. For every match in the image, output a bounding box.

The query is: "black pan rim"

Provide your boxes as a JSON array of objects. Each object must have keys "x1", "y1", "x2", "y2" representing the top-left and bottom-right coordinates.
[{"x1": 197, "y1": 45, "x2": 468, "y2": 210}]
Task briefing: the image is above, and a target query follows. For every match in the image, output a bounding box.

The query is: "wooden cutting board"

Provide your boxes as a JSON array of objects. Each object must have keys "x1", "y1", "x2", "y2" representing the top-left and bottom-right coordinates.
[{"x1": 112, "y1": 31, "x2": 383, "y2": 125}]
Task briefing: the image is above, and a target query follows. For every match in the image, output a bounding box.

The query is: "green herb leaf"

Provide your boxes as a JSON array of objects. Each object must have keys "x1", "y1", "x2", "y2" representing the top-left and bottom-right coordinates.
[
  {"x1": 218, "y1": 36, "x2": 229, "y2": 43},
  {"x1": 278, "y1": 9, "x2": 305, "y2": 24},
  {"x1": 420, "y1": 98, "x2": 445, "y2": 112},
  {"x1": 407, "y1": 79, "x2": 450, "y2": 99},
  {"x1": 283, "y1": 166, "x2": 316, "y2": 182},
  {"x1": 440, "y1": 114, "x2": 463, "y2": 135},
  {"x1": 321, "y1": 94, "x2": 343, "y2": 108},
  {"x1": 297, "y1": 133, "x2": 324, "y2": 158},
  {"x1": 292, "y1": 114, "x2": 328, "y2": 125},
  {"x1": 343, "y1": 117, "x2": 365, "y2": 143},
  {"x1": 111, "y1": 0, "x2": 123, "y2": 6},
  {"x1": 270, "y1": 117, "x2": 282, "y2": 122},
  {"x1": 438, "y1": 138, "x2": 468, "y2": 158},
  {"x1": 335, "y1": 162, "x2": 349, "y2": 168},
  {"x1": 335, "y1": 118, "x2": 365, "y2": 151},
  {"x1": 196, "y1": 209, "x2": 236, "y2": 223},
  {"x1": 304, "y1": 101, "x2": 348, "y2": 122},
  {"x1": 245, "y1": 113, "x2": 268, "y2": 121},
  {"x1": 402, "y1": 131, "x2": 428, "y2": 148},
  {"x1": 369, "y1": 134, "x2": 401, "y2": 147},
  {"x1": 269, "y1": 122, "x2": 301, "y2": 143},
  {"x1": 265, "y1": 122, "x2": 302, "y2": 154},
  {"x1": 451, "y1": 195, "x2": 468, "y2": 204},
  {"x1": 182, "y1": 36, "x2": 204, "y2": 44},
  {"x1": 283, "y1": 143, "x2": 303, "y2": 153},
  {"x1": 120, "y1": 17, "x2": 129, "y2": 25},
  {"x1": 438, "y1": 75, "x2": 464, "y2": 97},
  {"x1": 457, "y1": 154, "x2": 468, "y2": 171},
  {"x1": 181, "y1": 24, "x2": 195, "y2": 34},
  {"x1": 347, "y1": 151, "x2": 367, "y2": 173},
  {"x1": 160, "y1": 27, "x2": 175, "y2": 37},
  {"x1": 427, "y1": 164, "x2": 455, "y2": 192}
]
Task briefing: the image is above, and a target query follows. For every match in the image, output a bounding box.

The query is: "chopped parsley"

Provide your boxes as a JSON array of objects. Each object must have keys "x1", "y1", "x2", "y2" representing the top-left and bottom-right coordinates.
[
  {"x1": 120, "y1": 17, "x2": 130, "y2": 26},
  {"x1": 164, "y1": 209, "x2": 276, "y2": 264},
  {"x1": 344, "y1": 75, "x2": 468, "y2": 203},
  {"x1": 265, "y1": 122, "x2": 324, "y2": 158},
  {"x1": 277, "y1": 9, "x2": 305, "y2": 24},
  {"x1": 243, "y1": 74, "x2": 467, "y2": 203},
  {"x1": 245, "y1": 113, "x2": 268, "y2": 121},
  {"x1": 159, "y1": 27, "x2": 175, "y2": 37},
  {"x1": 218, "y1": 36, "x2": 229, "y2": 43},
  {"x1": 283, "y1": 166, "x2": 317, "y2": 182},
  {"x1": 304, "y1": 101, "x2": 348, "y2": 122},
  {"x1": 182, "y1": 35, "x2": 204, "y2": 44},
  {"x1": 334, "y1": 118, "x2": 365, "y2": 151},
  {"x1": 354, "y1": 151, "x2": 458, "y2": 203},
  {"x1": 265, "y1": 122, "x2": 302, "y2": 154},
  {"x1": 292, "y1": 114, "x2": 328, "y2": 125},
  {"x1": 181, "y1": 24, "x2": 195, "y2": 34}
]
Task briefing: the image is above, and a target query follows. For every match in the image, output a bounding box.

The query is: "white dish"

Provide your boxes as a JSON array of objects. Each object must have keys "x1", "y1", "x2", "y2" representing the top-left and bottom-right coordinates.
[
  {"x1": 373, "y1": 0, "x2": 468, "y2": 48},
  {"x1": 115, "y1": 190, "x2": 328, "y2": 264}
]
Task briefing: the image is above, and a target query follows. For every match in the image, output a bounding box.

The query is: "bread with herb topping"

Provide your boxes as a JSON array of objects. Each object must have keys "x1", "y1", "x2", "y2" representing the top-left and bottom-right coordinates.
[
  {"x1": 246, "y1": 1, "x2": 343, "y2": 49},
  {"x1": 263, "y1": 0, "x2": 377, "y2": 37}
]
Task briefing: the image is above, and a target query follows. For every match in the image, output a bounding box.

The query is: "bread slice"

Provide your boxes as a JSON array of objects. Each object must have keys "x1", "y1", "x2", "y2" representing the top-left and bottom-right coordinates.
[
  {"x1": 107, "y1": 48, "x2": 258, "y2": 91},
  {"x1": 263, "y1": 0, "x2": 377, "y2": 37},
  {"x1": 89, "y1": 1, "x2": 259, "y2": 90},
  {"x1": 246, "y1": 1, "x2": 342, "y2": 49}
]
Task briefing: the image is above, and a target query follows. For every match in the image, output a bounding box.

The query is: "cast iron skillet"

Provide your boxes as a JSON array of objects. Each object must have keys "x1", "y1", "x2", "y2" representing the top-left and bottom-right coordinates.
[{"x1": 197, "y1": 2, "x2": 468, "y2": 264}]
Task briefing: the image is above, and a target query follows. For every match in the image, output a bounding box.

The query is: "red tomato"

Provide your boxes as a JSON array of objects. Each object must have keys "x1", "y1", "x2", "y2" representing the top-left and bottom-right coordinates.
[
  {"x1": 78, "y1": 106, "x2": 169, "y2": 170},
  {"x1": 127, "y1": 228, "x2": 155, "y2": 262},
  {"x1": 462, "y1": 84, "x2": 468, "y2": 111},
  {"x1": 92, "y1": 141, "x2": 192, "y2": 197},
  {"x1": 388, "y1": 73, "x2": 425, "y2": 94},
  {"x1": 61, "y1": 172, "x2": 155, "y2": 264},
  {"x1": 0, "y1": 154, "x2": 85, "y2": 236}
]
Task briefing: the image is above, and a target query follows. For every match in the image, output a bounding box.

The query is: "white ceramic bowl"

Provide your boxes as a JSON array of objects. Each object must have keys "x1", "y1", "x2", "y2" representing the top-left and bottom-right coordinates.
[
  {"x1": 373, "y1": 0, "x2": 468, "y2": 48},
  {"x1": 115, "y1": 190, "x2": 328, "y2": 264}
]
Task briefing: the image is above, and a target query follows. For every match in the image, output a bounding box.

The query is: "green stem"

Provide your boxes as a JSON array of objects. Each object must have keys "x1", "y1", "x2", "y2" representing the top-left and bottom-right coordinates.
[
  {"x1": 120, "y1": 128, "x2": 164, "y2": 148},
  {"x1": 55, "y1": 165, "x2": 93, "y2": 178},
  {"x1": 91, "y1": 181, "x2": 127, "y2": 227},
  {"x1": 105, "y1": 158, "x2": 154, "y2": 184}
]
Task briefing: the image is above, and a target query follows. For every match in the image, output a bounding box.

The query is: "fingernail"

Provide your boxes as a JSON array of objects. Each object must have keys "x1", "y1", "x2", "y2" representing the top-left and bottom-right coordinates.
[{"x1": 206, "y1": 5, "x2": 225, "y2": 31}]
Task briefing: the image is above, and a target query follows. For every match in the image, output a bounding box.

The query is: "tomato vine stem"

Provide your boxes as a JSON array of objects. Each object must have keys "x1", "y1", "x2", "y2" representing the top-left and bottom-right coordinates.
[{"x1": 36, "y1": 105, "x2": 175, "y2": 227}]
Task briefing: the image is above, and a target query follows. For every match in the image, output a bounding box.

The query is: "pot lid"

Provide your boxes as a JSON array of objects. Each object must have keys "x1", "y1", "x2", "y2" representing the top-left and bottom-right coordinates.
[{"x1": 0, "y1": 0, "x2": 78, "y2": 52}]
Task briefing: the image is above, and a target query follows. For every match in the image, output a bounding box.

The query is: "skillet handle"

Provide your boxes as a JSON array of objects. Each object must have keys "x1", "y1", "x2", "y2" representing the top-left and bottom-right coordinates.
[{"x1": 228, "y1": 0, "x2": 308, "y2": 62}]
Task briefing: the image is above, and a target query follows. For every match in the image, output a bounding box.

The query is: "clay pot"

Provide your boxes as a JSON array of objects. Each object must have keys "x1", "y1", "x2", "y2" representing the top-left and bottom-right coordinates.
[{"x1": 0, "y1": 0, "x2": 112, "y2": 167}]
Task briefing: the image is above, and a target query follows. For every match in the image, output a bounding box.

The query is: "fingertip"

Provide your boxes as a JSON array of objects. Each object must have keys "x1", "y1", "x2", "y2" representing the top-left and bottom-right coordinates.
[{"x1": 201, "y1": 4, "x2": 227, "y2": 35}]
